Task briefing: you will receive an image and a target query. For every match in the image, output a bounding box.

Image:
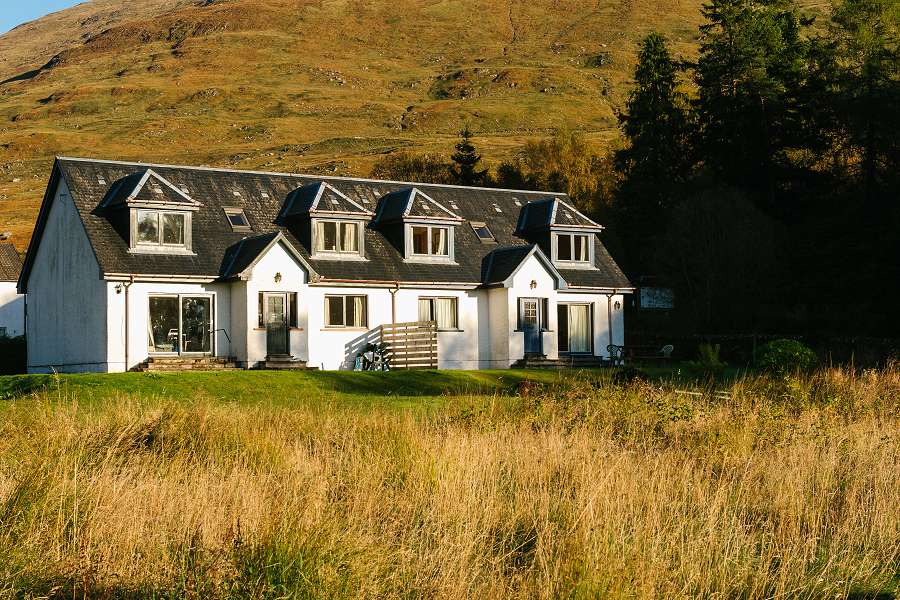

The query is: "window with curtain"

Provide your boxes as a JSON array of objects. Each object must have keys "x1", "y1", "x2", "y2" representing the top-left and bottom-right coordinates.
[
  {"x1": 316, "y1": 221, "x2": 359, "y2": 253},
  {"x1": 409, "y1": 225, "x2": 451, "y2": 257},
  {"x1": 325, "y1": 295, "x2": 368, "y2": 327},
  {"x1": 555, "y1": 233, "x2": 590, "y2": 263},
  {"x1": 418, "y1": 297, "x2": 458, "y2": 329}
]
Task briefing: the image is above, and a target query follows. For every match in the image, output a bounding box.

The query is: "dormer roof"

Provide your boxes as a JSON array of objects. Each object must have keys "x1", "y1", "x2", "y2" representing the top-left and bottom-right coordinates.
[
  {"x1": 101, "y1": 168, "x2": 201, "y2": 211},
  {"x1": 280, "y1": 181, "x2": 372, "y2": 220},
  {"x1": 373, "y1": 187, "x2": 464, "y2": 225},
  {"x1": 515, "y1": 197, "x2": 601, "y2": 234}
]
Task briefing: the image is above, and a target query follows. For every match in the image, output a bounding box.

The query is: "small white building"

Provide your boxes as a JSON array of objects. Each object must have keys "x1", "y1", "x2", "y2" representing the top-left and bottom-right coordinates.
[
  {"x1": 0, "y1": 243, "x2": 25, "y2": 338},
  {"x1": 19, "y1": 158, "x2": 632, "y2": 373}
]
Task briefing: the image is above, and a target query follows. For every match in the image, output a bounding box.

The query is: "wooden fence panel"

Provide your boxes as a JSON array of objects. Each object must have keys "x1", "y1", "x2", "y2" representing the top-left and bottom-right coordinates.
[{"x1": 380, "y1": 321, "x2": 438, "y2": 370}]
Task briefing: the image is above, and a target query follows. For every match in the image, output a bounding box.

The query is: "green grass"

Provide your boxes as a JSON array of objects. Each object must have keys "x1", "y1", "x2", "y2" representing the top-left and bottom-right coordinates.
[{"x1": 0, "y1": 368, "x2": 590, "y2": 408}]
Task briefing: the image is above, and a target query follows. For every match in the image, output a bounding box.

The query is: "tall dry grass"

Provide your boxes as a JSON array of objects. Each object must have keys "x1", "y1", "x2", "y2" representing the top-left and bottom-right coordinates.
[{"x1": 0, "y1": 366, "x2": 898, "y2": 598}]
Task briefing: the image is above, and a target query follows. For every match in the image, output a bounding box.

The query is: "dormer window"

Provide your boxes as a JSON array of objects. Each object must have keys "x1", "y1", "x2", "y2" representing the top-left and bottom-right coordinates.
[
  {"x1": 103, "y1": 169, "x2": 200, "y2": 255},
  {"x1": 135, "y1": 209, "x2": 189, "y2": 249},
  {"x1": 411, "y1": 225, "x2": 450, "y2": 257},
  {"x1": 556, "y1": 233, "x2": 589, "y2": 262},
  {"x1": 552, "y1": 231, "x2": 593, "y2": 267},
  {"x1": 315, "y1": 220, "x2": 360, "y2": 254}
]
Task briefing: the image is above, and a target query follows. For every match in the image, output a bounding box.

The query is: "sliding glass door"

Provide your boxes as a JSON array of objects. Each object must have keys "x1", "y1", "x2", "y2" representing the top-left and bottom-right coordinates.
[
  {"x1": 557, "y1": 303, "x2": 592, "y2": 354},
  {"x1": 148, "y1": 294, "x2": 214, "y2": 355}
]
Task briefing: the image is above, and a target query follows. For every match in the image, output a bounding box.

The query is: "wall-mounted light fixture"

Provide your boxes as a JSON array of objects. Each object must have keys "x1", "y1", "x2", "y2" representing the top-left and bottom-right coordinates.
[
  {"x1": 115, "y1": 284, "x2": 123, "y2": 294},
  {"x1": 274, "y1": 272, "x2": 282, "y2": 283},
  {"x1": 530, "y1": 280, "x2": 537, "y2": 289},
  {"x1": 614, "y1": 300, "x2": 621, "y2": 310}
]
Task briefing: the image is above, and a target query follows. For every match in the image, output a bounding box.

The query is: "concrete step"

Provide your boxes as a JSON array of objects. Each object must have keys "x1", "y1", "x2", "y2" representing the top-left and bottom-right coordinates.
[
  {"x1": 136, "y1": 356, "x2": 240, "y2": 372},
  {"x1": 262, "y1": 355, "x2": 317, "y2": 370}
]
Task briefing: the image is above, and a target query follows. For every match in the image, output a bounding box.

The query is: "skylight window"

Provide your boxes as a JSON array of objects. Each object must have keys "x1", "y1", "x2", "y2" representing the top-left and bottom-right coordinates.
[
  {"x1": 223, "y1": 207, "x2": 251, "y2": 232},
  {"x1": 470, "y1": 222, "x2": 496, "y2": 244}
]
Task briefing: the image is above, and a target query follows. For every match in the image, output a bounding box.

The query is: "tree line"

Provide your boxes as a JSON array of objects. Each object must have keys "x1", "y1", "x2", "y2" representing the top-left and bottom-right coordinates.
[{"x1": 372, "y1": 0, "x2": 899, "y2": 337}]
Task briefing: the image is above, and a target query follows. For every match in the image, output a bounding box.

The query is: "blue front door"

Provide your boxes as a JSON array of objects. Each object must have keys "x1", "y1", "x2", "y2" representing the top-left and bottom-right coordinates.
[{"x1": 520, "y1": 298, "x2": 542, "y2": 354}]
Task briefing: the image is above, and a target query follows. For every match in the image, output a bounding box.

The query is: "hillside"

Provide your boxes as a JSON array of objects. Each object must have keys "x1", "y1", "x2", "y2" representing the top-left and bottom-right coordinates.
[{"x1": 0, "y1": 0, "x2": 828, "y2": 248}]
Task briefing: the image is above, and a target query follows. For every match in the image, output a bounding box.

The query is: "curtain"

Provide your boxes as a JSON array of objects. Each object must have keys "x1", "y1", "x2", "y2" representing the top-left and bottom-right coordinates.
[
  {"x1": 568, "y1": 305, "x2": 591, "y2": 353},
  {"x1": 341, "y1": 222, "x2": 358, "y2": 252},
  {"x1": 575, "y1": 235, "x2": 588, "y2": 261},
  {"x1": 434, "y1": 298, "x2": 456, "y2": 329},
  {"x1": 418, "y1": 298, "x2": 431, "y2": 322},
  {"x1": 432, "y1": 227, "x2": 448, "y2": 255},
  {"x1": 351, "y1": 296, "x2": 367, "y2": 327}
]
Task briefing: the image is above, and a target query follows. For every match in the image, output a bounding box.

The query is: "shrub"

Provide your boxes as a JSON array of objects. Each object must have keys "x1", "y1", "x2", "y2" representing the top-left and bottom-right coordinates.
[
  {"x1": 685, "y1": 342, "x2": 727, "y2": 379},
  {"x1": 757, "y1": 339, "x2": 817, "y2": 376}
]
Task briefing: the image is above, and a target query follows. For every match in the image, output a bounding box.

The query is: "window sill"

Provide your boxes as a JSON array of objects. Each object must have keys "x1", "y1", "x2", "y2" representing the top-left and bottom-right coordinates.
[
  {"x1": 404, "y1": 257, "x2": 457, "y2": 265},
  {"x1": 437, "y1": 328, "x2": 464, "y2": 333},
  {"x1": 311, "y1": 253, "x2": 368, "y2": 262},
  {"x1": 129, "y1": 247, "x2": 196, "y2": 256},
  {"x1": 553, "y1": 261, "x2": 596, "y2": 270},
  {"x1": 322, "y1": 327, "x2": 369, "y2": 331}
]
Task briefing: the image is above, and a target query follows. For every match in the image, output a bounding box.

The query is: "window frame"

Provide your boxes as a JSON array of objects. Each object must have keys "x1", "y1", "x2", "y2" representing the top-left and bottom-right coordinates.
[
  {"x1": 405, "y1": 223, "x2": 454, "y2": 262},
  {"x1": 323, "y1": 294, "x2": 368, "y2": 329},
  {"x1": 223, "y1": 207, "x2": 252, "y2": 232},
  {"x1": 130, "y1": 208, "x2": 193, "y2": 253},
  {"x1": 311, "y1": 218, "x2": 366, "y2": 259},
  {"x1": 551, "y1": 231, "x2": 593, "y2": 267},
  {"x1": 257, "y1": 292, "x2": 298, "y2": 328},
  {"x1": 469, "y1": 221, "x2": 496, "y2": 244},
  {"x1": 418, "y1": 296, "x2": 460, "y2": 331}
]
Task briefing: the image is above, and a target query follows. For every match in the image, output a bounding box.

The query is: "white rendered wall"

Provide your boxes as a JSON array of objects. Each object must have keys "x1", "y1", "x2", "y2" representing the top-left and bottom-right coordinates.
[
  {"x1": 106, "y1": 281, "x2": 232, "y2": 372},
  {"x1": 242, "y1": 241, "x2": 308, "y2": 367},
  {"x1": 0, "y1": 281, "x2": 24, "y2": 337},
  {"x1": 26, "y1": 180, "x2": 109, "y2": 373}
]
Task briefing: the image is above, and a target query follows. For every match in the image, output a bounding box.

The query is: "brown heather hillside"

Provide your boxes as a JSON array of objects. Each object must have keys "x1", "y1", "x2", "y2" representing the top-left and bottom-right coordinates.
[{"x1": 0, "y1": 0, "x2": 829, "y2": 248}]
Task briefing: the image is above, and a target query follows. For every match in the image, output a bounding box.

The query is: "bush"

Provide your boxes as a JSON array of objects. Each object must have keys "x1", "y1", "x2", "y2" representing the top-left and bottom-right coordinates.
[
  {"x1": 757, "y1": 339, "x2": 817, "y2": 376},
  {"x1": 685, "y1": 343, "x2": 727, "y2": 379}
]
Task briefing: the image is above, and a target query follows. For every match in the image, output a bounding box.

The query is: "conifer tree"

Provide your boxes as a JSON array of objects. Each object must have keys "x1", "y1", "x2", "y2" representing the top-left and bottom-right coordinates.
[{"x1": 451, "y1": 126, "x2": 487, "y2": 186}]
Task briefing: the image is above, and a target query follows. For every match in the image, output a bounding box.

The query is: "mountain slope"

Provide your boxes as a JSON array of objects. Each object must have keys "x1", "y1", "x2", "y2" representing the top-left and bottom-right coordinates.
[{"x1": 0, "y1": 0, "x2": 826, "y2": 247}]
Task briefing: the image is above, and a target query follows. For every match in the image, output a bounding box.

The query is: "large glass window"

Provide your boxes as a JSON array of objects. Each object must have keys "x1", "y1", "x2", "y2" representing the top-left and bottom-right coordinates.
[
  {"x1": 136, "y1": 210, "x2": 187, "y2": 248},
  {"x1": 410, "y1": 225, "x2": 450, "y2": 257},
  {"x1": 316, "y1": 221, "x2": 359, "y2": 253},
  {"x1": 556, "y1": 233, "x2": 589, "y2": 263},
  {"x1": 325, "y1": 295, "x2": 367, "y2": 328},
  {"x1": 148, "y1": 296, "x2": 180, "y2": 353},
  {"x1": 147, "y1": 295, "x2": 213, "y2": 354},
  {"x1": 418, "y1": 297, "x2": 458, "y2": 329}
]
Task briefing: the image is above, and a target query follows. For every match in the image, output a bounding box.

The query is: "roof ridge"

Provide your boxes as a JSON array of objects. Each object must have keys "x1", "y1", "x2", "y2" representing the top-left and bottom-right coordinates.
[{"x1": 55, "y1": 156, "x2": 570, "y2": 197}]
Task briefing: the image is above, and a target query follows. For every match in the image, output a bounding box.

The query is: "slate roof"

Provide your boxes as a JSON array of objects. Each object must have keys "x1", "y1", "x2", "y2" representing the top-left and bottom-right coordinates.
[
  {"x1": 482, "y1": 245, "x2": 535, "y2": 285},
  {"x1": 102, "y1": 168, "x2": 200, "y2": 209},
  {"x1": 280, "y1": 181, "x2": 371, "y2": 219},
  {"x1": 0, "y1": 244, "x2": 22, "y2": 282},
  {"x1": 26, "y1": 157, "x2": 631, "y2": 290},
  {"x1": 517, "y1": 197, "x2": 601, "y2": 233},
  {"x1": 373, "y1": 187, "x2": 463, "y2": 224}
]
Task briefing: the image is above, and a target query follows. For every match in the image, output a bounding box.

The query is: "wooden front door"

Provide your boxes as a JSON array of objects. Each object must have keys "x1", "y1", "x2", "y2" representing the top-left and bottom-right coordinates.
[
  {"x1": 264, "y1": 293, "x2": 289, "y2": 356},
  {"x1": 519, "y1": 298, "x2": 542, "y2": 354}
]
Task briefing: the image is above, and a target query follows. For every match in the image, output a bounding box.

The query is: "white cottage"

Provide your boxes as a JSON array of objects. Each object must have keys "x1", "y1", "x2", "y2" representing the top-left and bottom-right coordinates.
[
  {"x1": 19, "y1": 158, "x2": 632, "y2": 373},
  {"x1": 0, "y1": 243, "x2": 25, "y2": 338}
]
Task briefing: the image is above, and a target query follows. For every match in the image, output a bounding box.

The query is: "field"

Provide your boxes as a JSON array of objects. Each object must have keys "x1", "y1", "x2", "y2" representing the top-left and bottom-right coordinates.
[{"x1": 0, "y1": 367, "x2": 897, "y2": 598}]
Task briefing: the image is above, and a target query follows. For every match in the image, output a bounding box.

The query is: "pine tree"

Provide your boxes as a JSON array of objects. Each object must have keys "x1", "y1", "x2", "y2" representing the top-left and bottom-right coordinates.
[
  {"x1": 450, "y1": 126, "x2": 487, "y2": 186},
  {"x1": 694, "y1": 0, "x2": 813, "y2": 202},
  {"x1": 830, "y1": 0, "x2": 900, "y2": 202},
  {"x1": 615, "y1": 32, "x2": 691, "y2": 273}
]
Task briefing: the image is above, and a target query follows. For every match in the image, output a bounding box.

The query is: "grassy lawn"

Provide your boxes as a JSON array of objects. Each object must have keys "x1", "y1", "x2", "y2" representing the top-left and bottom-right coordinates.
[
  {"x1": 0, "y1": 369, "x2": 595, "y2": 409},
  {"x1": 0, "y1": 365, "x2": 897, "y2": 598}
]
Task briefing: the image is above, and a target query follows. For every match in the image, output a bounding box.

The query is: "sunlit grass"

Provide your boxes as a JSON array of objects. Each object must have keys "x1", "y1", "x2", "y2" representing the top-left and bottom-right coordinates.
[{"x1": 0, "y1": 365, "x2": 897, "y2": 598}]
